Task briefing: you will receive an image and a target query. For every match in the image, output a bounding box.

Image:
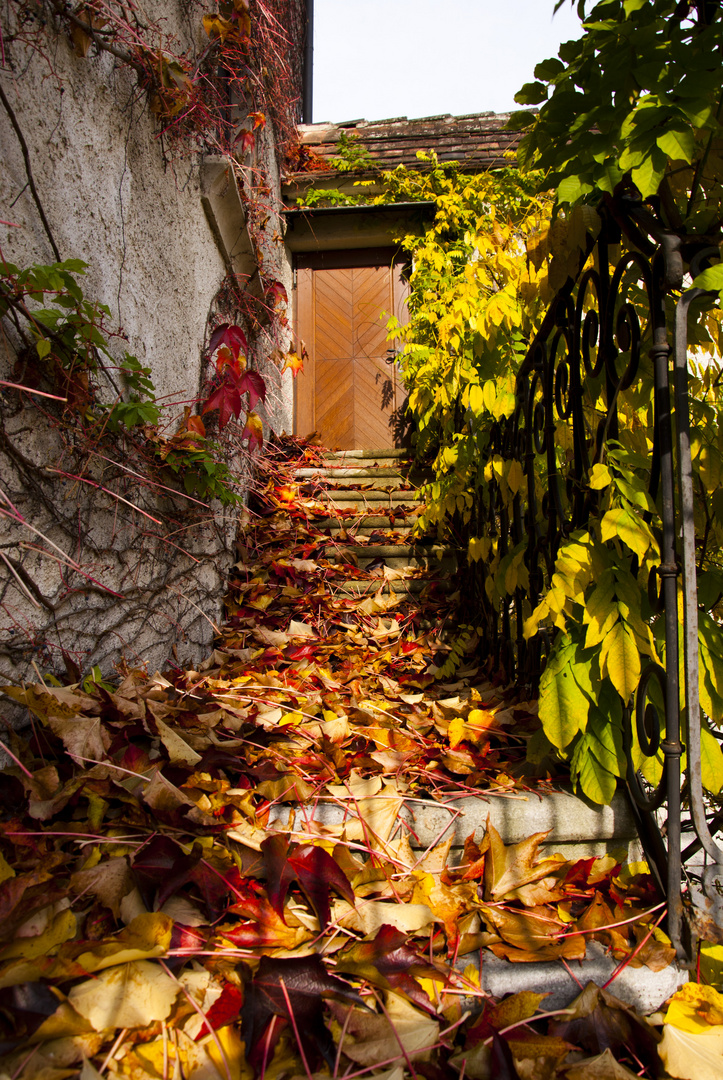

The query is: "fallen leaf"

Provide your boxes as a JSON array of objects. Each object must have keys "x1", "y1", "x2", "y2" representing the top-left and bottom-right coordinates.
[
  {"x1": 69, "y1": 959, "x2": 179, "y2": 1030},
  {"x1": 659, "y1": 1025, "x2": 723, "y2": 1080}
]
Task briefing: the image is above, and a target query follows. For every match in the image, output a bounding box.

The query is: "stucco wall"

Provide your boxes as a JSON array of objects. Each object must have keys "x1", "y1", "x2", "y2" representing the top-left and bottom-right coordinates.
[{"x1": 0, "y1": 0, "x2": 297, "y2": 693}]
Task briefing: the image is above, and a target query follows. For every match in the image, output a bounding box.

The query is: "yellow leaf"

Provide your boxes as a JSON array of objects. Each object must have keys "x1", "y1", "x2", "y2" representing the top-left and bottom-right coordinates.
[
  {"x1": 448, "y1": 717, "x2": 466, "y2": 748},
  {"x1": 69, "y1": 959, "x2": 179, "y2": 1031},
  {"x1": 702, "y1": 944, "x2": 723, "y2": 986},
  {"x1": 589, "y1": 463, "x2": 612, "y2": 489},
  {"x1": 666, "y1": 983, "x2": 723, "y2": 1035},
  {"x1": 600, "y1": 619, "x2": 640, "y2": 702},
  {"x1": 0, "y1": 851, "x2": 15, "y2": 885},
  {"x1": 468, "y1": 536, "x2": 491, "y2": 562},
  {"x1": 507, "y1": 459, "x2": 524, "y2": 495},
  {"x1": 482, "y1": 380, "x2": 497, "y2": 411},
  {"x1": 0, "y1": 907, "x2": 76, "y2": 961},
  {"x1": 601, "y1": 507, "x2": 653, "y2": 559},
  {"x1": 659, "y1": 1024, "x2": 723, "y2": 1080},
  {"x1": 701, "y1": 725, "x2": 723, "y2": 794}
]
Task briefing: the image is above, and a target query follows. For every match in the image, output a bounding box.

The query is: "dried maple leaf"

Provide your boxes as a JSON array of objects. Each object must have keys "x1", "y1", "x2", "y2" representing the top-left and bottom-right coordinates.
[
  {"x1": 336, "y1": 924, "x2": 446, "y2": 1014},
  {"x1": 261, "y1": 834, "x2": 355, "y2": 929},
  {"x1": 131, "y1": 835, "x2": 202, "y2": 911},
  {"x1": 481, "y1": 819, "x2": 566, "y2": 905},
  {"x1": 240, "y1": 953, "x2": 365, "y2": 1075},
  {"x1": 550, "y1": 981, "x2": 660, "y2": 1071}
]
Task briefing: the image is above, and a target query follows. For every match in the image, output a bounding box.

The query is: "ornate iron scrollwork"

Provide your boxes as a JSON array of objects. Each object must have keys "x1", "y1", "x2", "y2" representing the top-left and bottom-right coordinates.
[{"x1": 473, "y1": 205, "x2": 723, "y2": 959}]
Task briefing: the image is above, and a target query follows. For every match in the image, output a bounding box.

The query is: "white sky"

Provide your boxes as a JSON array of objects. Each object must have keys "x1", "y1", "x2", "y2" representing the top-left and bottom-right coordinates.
[{"x1": 313, "y1": 0, "x2": 583, "y2": 124}]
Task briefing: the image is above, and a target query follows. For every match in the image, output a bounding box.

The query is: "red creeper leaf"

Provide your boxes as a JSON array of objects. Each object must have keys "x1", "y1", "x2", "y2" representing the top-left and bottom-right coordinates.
[{"x1": 238, "y1": 370, "x2": 267, "y2": 412}]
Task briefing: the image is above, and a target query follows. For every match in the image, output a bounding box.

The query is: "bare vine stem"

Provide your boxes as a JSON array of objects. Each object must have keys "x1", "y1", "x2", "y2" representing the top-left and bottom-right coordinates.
[{"x1": 0, "y1": 81, "x2": 61, "y2": 261}]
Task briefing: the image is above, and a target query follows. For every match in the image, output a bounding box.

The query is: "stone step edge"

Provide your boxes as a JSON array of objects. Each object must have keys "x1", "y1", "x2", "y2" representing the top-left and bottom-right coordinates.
[
  {"x1": 317, "y1": 492, "x2": 424, "y2": 503},
  {"x1": 293, "y1": 468, "x2": 409, "y2": 479},
  {"x1": 323, "y1": 544, "x2": 459, "y2": 558},
  {"x1": 268, "y1": 790, "x2": 638, "y2": 851},
  {"x1": 458, "y1": 941, "x2": 685, "y2": 1015},
  {"x1": 323, "y1": 449, "x2": 410, "y2": 459}
]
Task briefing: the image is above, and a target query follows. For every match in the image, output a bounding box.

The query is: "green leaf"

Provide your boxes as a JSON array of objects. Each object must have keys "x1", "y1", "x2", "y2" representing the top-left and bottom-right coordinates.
[
  {"x1": 534, "y1": 58, "x2": 565, "y2": 81},
  {"x1": 539, "y1": 643, "x2": 591, "y2": 750},
  {"x1": 576, "y1": 742, "x2": 618, "y2": 804},
  {"x1": 557, "y1": 174, "x2": 594, "y2": 204},
  {"x1": 587, "y1": 703, "x2": 625, "y2": 776},
  {"x1": 514, "y1": 81, "x2": 549, "y2": 106},
  {"x1": 656, "y1": 126, "x2": 695, "y2": 164},
  {"x1": 630, "y1": 148, "x2": 667, "y2": 198},
  {"x1": 623, "y1": 0, "x2": 647, "y2": 11},
  {"x1": 693, "y1": 264, "x2": 723, "y2": 293},
  {"x1": 36, "y1": 338, "x2": 51, "y2": 360}
]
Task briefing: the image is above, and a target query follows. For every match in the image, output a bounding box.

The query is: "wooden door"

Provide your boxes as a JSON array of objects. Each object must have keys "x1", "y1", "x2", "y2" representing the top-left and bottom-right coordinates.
[{"x1": 295, "y1": 250, "x2": 409, "y2": 450}]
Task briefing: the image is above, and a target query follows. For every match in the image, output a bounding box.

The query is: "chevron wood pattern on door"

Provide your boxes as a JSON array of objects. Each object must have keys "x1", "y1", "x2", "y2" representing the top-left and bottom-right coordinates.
[{"x1": 295, "y1": 257, "x2": 408, "y2": 451}]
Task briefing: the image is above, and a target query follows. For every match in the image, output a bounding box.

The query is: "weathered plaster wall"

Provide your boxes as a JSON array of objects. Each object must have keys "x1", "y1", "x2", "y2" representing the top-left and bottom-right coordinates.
[{"x1": 0, "y1": 0, "x2": 297, "y2": 693}]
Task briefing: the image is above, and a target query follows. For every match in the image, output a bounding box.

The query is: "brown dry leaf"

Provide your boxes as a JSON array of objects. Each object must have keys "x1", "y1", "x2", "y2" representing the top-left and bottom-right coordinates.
[
  {"x1": 482, "y1": 820, "x2": 565, "y2": 904},
  {"x1": 70, "y1": 856, "x2": 136, "y2": 919},
  {"x1": 565, "y1": 1048, "x2": 641, "y2": 1079},
  {"x1": 337, "y1": 899, "x2": 435, "y2": 935},
  {"x1": 47, "y1": 716, "x2": 109, "y2": 765},
  {"x1": 340, "y1": 994, "x2": 440, "y2": 1066},
  {"x1": 487, "y1": 990, "x2": 549, "y2": 1030}
]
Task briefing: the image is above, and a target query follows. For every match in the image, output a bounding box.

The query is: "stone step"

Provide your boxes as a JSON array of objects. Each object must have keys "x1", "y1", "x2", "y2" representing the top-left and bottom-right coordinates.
[
  {"x1": 464, "y1": 944, "x2": 684, "y2": 1014},
  {"x1": 266, "y1": 789, "x2": 683, "y2": 1014},
  {"x1": 334, "y1": 577, "x2": 450, "y2": 597},
  {"x1": 323, "y1": 449, "x2": 409, "y2": 461},
  {"x1": 323, "y1": 543, "x2": 459, "y2": 572},
  {"x1": 294, "y1": 467, "x2": 406, "y2": 480},
  {"x1": 300, "y1": 477, "x2": 419, "y2": 492},
  {"x1": 316, "y1": 491, "x2": 424, "y2": 509},
  {"x1": 269, "y1": 789, "x2": 641, "y2": 864},
  {"x1": 312, "y1": 515, "x2": 419, "y2": 531},
  {"x1": 333, "y1": 554, "x2": 457, "y2": 572}
]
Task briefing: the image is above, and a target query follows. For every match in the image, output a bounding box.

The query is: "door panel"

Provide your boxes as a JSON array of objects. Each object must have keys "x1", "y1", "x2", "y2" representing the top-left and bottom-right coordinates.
[{"x1": 295, "y1": 254, "x2": 408, "y2": 451}]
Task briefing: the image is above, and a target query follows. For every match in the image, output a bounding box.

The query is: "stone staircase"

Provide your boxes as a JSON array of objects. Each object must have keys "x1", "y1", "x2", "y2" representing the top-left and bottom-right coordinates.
[
  {"x1": 291, "y1": 448, "x2": 458, "y2": 599},
  {"x1": 282, "y1": 446, "x2": 687, "y2": 1011}
]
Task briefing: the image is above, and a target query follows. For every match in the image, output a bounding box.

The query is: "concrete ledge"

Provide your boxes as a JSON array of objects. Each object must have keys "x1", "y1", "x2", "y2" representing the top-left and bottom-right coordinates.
[
  {"x1": 462, "y1": 941, "x2": 686, "y2": 1014},
  {"x1": 269, "y1": 789, "x2": 638, "y2": 855}
]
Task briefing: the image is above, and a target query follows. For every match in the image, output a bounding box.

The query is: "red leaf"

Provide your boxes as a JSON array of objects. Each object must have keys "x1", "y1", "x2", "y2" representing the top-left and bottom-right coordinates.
[
  {"x1": 490, "y1": 1032, "x2": 522, "y2": 1080},
  {"x1": 208, "y1": 323, "x2": 248, "y2": 360},
  {"x1": 203, "y1": 379, "x2": 243, "y2": 429},
  {"x1": 262, "y1": 837, "x2": 354, "y2": 930},
  {"x1": 241, "y1": 954, "x2": 365, "y2": 1074},
  {"x1": 235, "y1": 129, "x2": 255, "y2": 154},
  {"x1": 186, "y1": 414, "x2": 206, "y2": 438},
  {"x1": 131, "y1": 835, "x2": 201, "y2": 910},
  {"x1": 261, "y1": 835, "x2": 297, "y2": 921},
  {"x1": 289, "y1": 845, "x2": 355, "y2": 929},
  {"x1": 194, "y1": 983, "x2": 244, "y2": 1038},
  {"x1": 238, "y1": 370, "x2": 266, "y2": 411},
  {"x1": 266, "y1": 280, "x2": 288, "y2": 306}
]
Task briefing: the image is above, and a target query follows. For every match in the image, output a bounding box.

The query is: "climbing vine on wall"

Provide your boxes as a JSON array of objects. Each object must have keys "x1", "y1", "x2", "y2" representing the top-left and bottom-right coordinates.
[{"x1": 0, "y1": 0, "x2": 304, "y2": 678}]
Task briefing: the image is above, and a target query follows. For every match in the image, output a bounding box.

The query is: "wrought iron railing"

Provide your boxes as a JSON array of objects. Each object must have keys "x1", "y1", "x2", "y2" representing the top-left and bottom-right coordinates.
[{"x1": 472, "y1": 203, "x2": 723, "y2": 960}]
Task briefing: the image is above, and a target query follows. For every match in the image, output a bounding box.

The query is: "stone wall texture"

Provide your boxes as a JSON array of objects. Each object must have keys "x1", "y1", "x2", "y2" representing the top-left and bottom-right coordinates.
[{"x1": 0, "y1": 0, "x2": 301, "y2": 695}]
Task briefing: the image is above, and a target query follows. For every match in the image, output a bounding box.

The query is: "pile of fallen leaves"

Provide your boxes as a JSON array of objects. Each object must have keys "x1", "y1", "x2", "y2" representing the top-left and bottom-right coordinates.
[{"x1": 0, "y1": 437, "x2": 703, "y2": 1080}]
